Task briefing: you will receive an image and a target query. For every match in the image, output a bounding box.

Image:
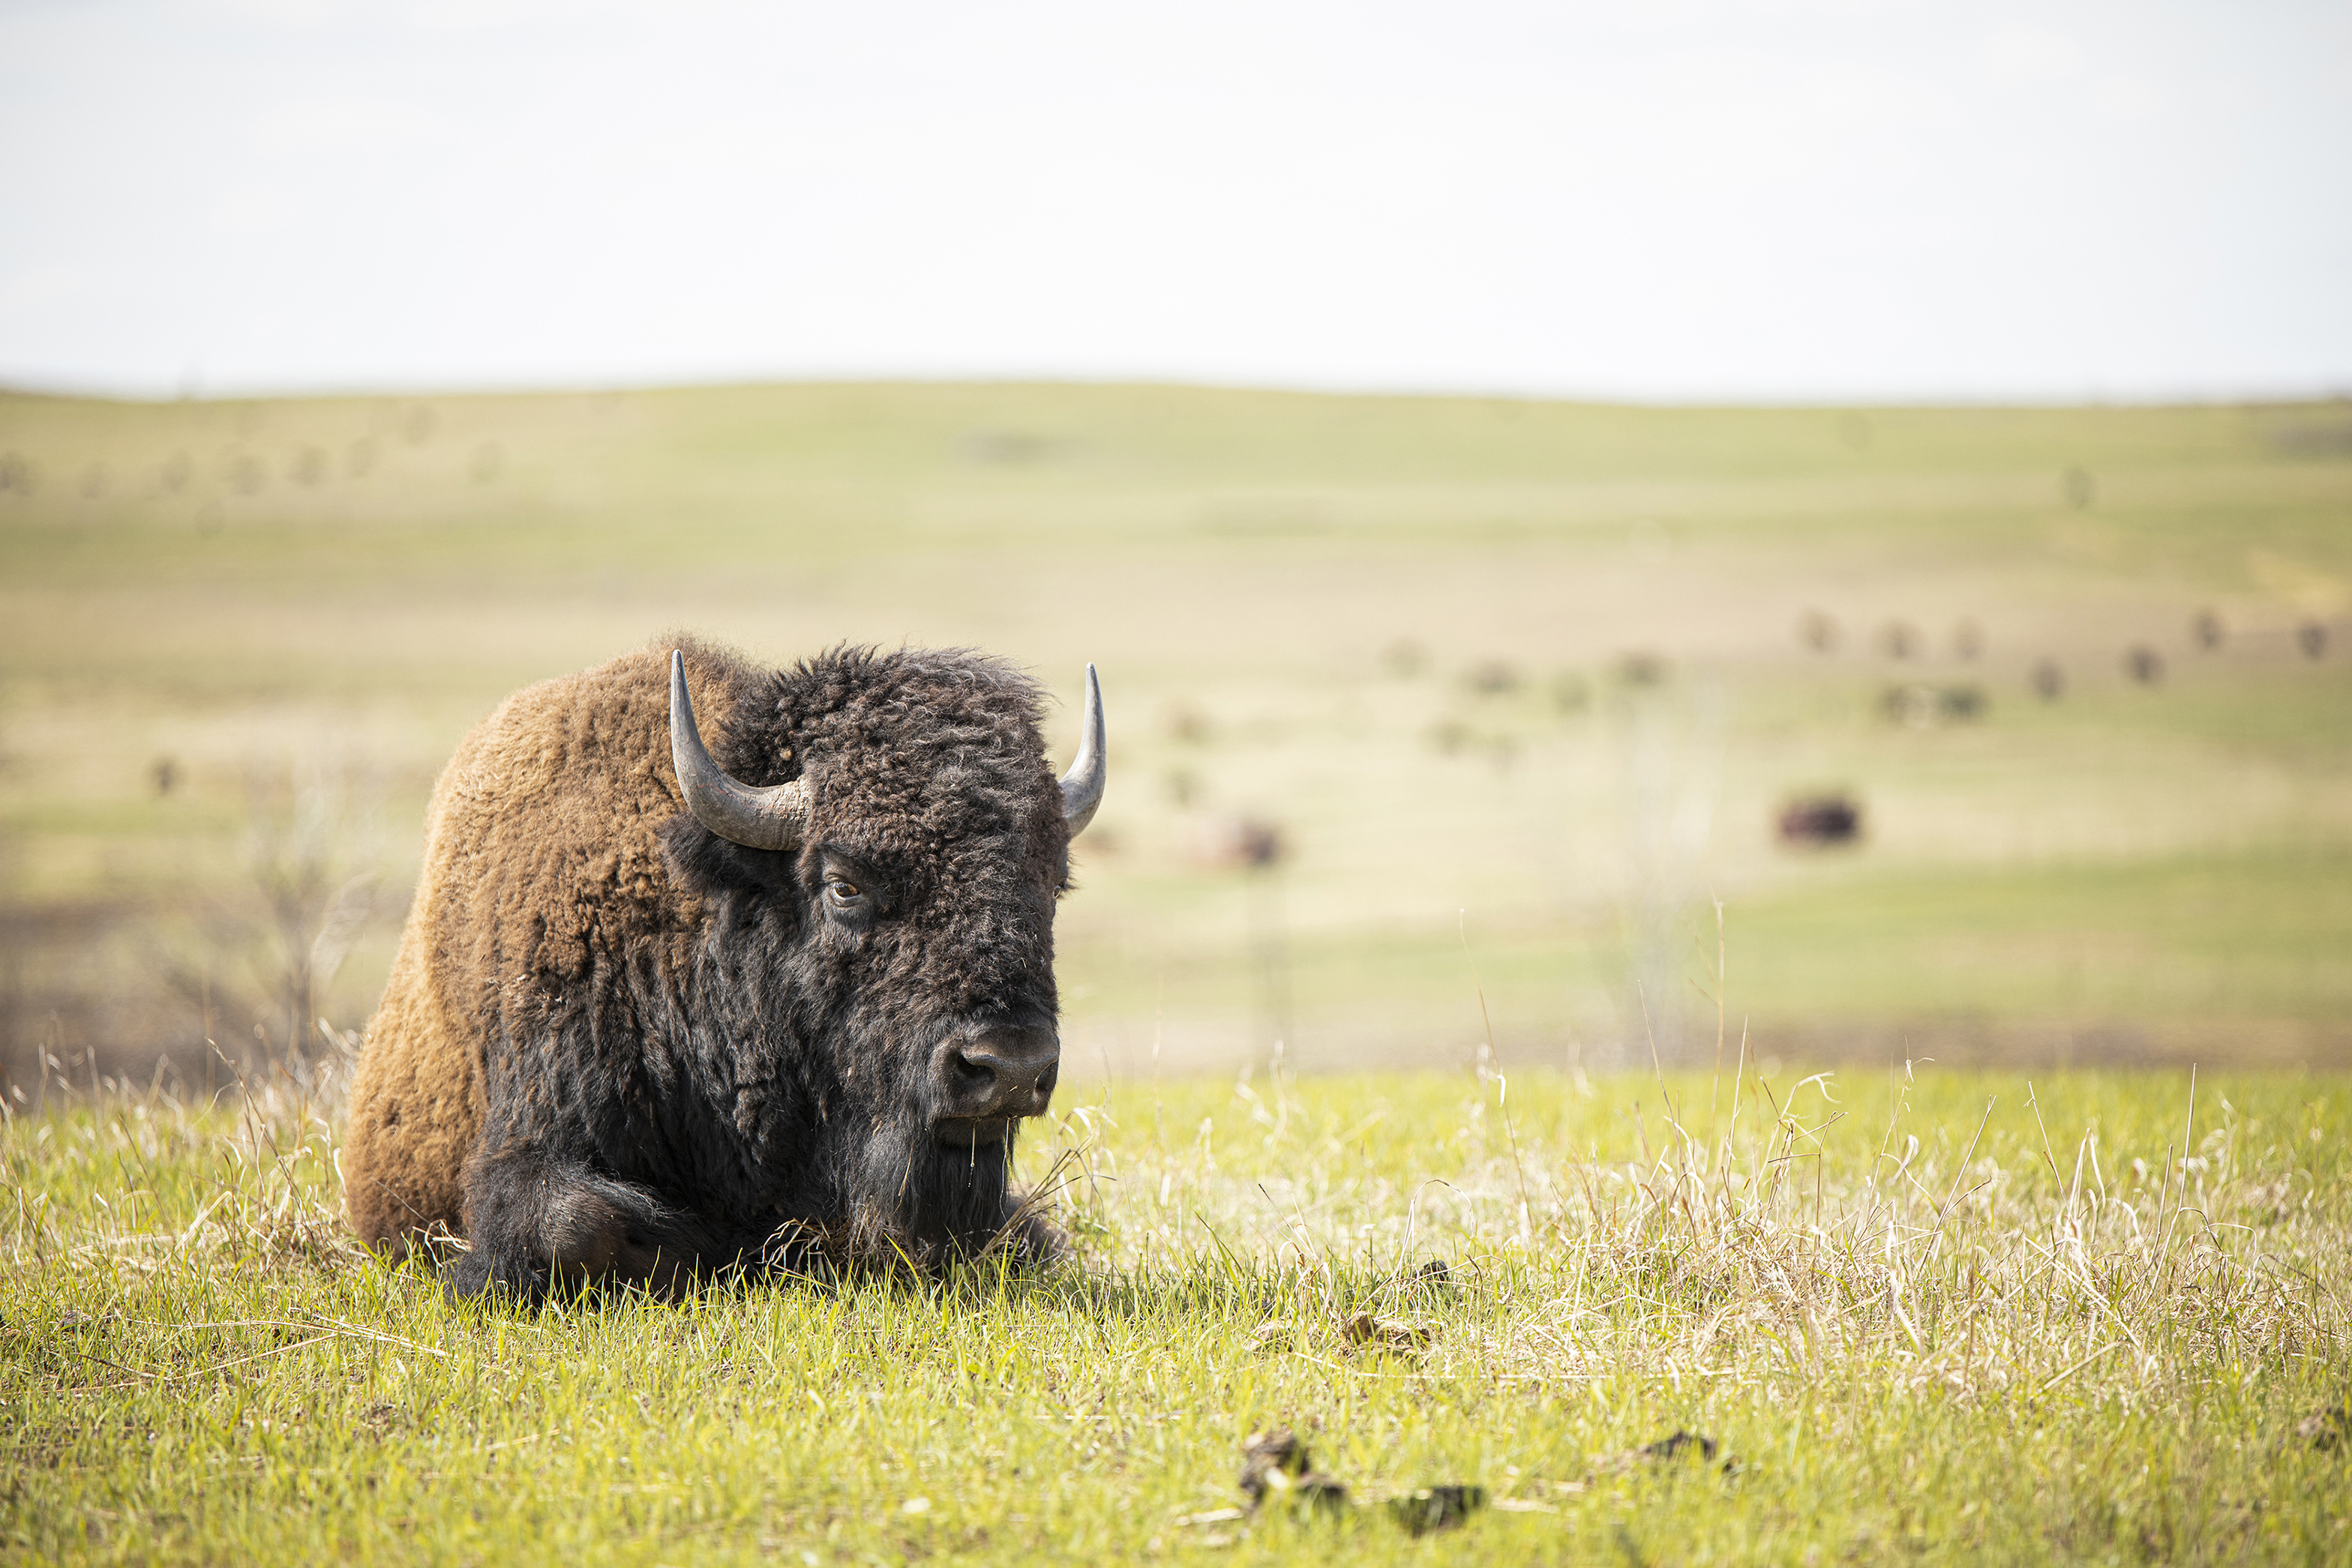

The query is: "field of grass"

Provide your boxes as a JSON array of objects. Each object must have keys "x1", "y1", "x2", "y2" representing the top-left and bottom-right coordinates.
[
  {"x1": 5, "y1": 382, "x2": 2348, "y2": 1560},
  {"x1": 2, "y1": 382, "x2": 2348, "y2": 1086},
  {"x1": 5, "y1": 1063, "x2": 2347, "y2": 1564}
]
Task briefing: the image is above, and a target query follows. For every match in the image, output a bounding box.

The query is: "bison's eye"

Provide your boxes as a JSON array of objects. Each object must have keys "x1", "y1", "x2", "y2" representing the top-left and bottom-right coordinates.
[{"x1": 817, "y1": 849, "x2": 886, "y2": 922}]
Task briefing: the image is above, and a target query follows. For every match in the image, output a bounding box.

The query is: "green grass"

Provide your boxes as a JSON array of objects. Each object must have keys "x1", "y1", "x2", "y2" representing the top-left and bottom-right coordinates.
[
  {"x1": 4, "y1": 1065, "x2": 2347, "y2": 1564},
  {"x1": 1730, "y1": 848, "x2": 2352, "y2": 1038}
]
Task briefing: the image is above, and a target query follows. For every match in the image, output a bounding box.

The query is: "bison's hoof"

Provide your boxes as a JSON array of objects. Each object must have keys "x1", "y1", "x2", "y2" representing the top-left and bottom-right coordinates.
[
  {"x1": 442, "y1": 1249, "x2": 494, "y2": 1302},
  {"x1": 441, "y1": 1249, "x2": 548, "y2": 1307}
]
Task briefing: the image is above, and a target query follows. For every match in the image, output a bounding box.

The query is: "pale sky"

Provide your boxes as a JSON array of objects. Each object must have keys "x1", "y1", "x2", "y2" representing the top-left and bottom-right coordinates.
[{"x1": 2, "y1": 0, "x2": 2347, "y2": 400}]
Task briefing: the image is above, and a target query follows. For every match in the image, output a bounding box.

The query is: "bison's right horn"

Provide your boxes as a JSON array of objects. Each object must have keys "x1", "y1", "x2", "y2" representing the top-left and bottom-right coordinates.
[
  {"x1": 1059, "y1": 663, "x2": 1106, "y2": 837},
  {"x1": 670, "y1": 649, "x2": 809, "y2": 853}
]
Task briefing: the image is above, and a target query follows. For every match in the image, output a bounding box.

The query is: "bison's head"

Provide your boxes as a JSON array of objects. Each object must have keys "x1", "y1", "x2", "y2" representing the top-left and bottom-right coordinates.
[{"x1": 662, "y1": 645, "x2": 1103, "y2": 1265}]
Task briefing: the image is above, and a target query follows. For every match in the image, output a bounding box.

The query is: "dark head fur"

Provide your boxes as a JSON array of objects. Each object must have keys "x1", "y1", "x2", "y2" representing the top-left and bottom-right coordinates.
[{"x1": 658, "y1": 643, "x2": 1071, "y2": 1266}]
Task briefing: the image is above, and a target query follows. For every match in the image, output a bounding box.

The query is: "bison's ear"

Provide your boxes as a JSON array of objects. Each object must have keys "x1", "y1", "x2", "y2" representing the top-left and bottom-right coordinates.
[
  {"x1": 670, "y1": 649, "x2": 812, "y2": 851},
  {"x1": 1058, "y1": 664, "x2": 1106, "y2": 837}
]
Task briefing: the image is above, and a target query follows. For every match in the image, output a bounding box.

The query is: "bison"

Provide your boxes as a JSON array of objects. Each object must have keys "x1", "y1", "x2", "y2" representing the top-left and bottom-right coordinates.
[{"x1": 339, "y1": 638, "x2": 1106, "y2": 1301}]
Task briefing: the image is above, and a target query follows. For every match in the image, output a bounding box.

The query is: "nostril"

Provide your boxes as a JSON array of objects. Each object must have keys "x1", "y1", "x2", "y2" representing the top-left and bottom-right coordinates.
[{"x1": 934, "y1": 1031, "x2": 1058, "y2": 1122}]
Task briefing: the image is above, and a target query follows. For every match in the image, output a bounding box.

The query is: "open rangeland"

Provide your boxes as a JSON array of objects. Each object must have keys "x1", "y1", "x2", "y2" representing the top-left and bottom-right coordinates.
[
  {"x1": 2, "y1": 384, "x2": 2349, "y2": 1560},
  {"x1": 4, "y1": 1063, "x2": 2347, "y2": 1564},
  {"x1": 2, "y1": 385, "x2": 2349, "y2": 1087}
]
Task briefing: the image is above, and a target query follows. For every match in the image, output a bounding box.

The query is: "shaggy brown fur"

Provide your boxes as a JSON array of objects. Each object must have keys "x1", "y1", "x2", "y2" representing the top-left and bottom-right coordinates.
[
  {"x1": 340, "y1": 637, "x2": 1071, "y2": 1298},
  {"x1": 343, "y1": 645, "x2": 749, "y2": 1250}
]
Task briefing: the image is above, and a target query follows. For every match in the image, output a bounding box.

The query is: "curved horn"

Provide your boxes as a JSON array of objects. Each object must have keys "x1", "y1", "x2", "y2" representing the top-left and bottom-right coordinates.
[
  {"x1": 669, "y1": 649, "x2": 808, "y2": 852},
  {"x1": 1059, "y1": 663, "x2": 1106, "y2": 837}
]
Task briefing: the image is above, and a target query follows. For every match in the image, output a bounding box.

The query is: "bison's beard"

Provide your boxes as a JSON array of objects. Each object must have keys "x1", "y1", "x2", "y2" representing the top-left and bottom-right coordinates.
[
  {"x1": 857, "y1": 1117, "x2": 1017, "y2": 1262},
  {"x1": 764, "y1": 1117, "x2": 1055, "y2": 1278}
]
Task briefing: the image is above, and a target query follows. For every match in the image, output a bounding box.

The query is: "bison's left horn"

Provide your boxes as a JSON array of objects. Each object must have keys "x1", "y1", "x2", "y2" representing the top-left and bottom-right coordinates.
[
  {"x1": 1059, "y1": 663, "x2": 1106, "y2": 837},
  {"x1": 670, "y1": 649, "x2": 809, "y2": 852}
]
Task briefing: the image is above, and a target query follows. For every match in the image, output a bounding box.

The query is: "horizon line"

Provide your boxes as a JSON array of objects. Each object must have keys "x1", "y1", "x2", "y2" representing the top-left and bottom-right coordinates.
[{"x1": 5, "y1": 368, "x2": 2350, "y2": 413}]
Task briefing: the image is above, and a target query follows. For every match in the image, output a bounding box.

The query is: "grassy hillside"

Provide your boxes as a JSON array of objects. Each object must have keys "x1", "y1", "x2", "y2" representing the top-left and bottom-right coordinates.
[{"x1": 1, "y1": 384, "x2": 2348, "y2": 1085}]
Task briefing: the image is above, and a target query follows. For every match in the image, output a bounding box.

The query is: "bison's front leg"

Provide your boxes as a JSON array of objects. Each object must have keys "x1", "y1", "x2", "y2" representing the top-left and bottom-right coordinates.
[{"x1": 448, "y1": 1141, "x2": 706, "y2": 1305}]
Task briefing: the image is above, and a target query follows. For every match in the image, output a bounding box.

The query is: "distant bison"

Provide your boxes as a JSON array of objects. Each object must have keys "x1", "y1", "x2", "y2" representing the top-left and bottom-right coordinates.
[
  {"x1": 1778, "y1": 793, "x2": 1863, "y2": 847},
  {"x1": 340, "y1": 640, "x2": 1106, "y2": 1300}
]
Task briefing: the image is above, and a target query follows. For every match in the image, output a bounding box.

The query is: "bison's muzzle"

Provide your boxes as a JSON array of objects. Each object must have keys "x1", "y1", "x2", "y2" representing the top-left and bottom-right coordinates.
[{"x1": 932, "y1": 1024, "x2": 1060, "y2": 1146}]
